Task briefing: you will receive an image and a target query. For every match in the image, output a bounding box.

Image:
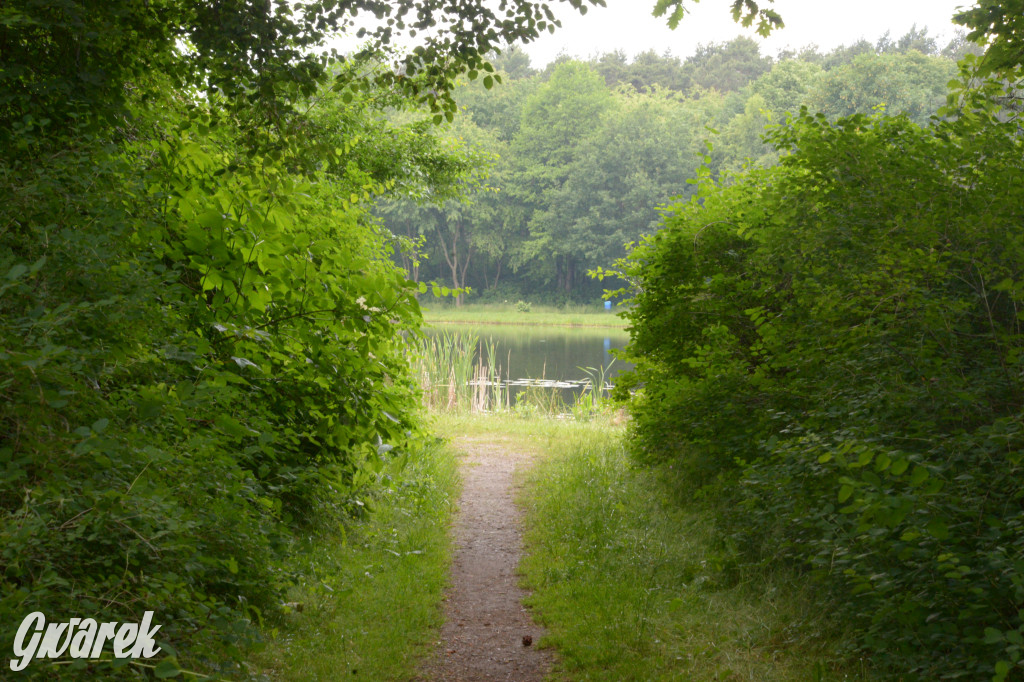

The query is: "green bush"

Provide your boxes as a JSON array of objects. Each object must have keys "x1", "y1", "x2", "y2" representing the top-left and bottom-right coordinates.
[
  {"x1": 0, "y1": 4, "x2": 465, "y2": 676},
  {"x1": 616, "y1": 93, "x2": 1024, "y2": 679}
]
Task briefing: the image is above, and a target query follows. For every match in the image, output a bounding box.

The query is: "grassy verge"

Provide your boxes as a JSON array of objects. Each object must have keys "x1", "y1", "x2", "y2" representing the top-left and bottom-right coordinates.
[
  {"x1": 422, "y1": 302, "x2": 626, "y2": 329},
  {"x1": 517, "y1": 420, "x2": 870, "y2": 681},
  {"x1": 252, "y1": 440, "x2": 458, "y2": 680}
]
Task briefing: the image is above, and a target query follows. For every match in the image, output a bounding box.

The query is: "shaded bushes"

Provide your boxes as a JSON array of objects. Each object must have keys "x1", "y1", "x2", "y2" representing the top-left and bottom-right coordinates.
[
  {"x1": 617, "y1": 97, "x2": 1024, "y2": 679},
  {"x1": 0, "y1": 110, "x2": 428, "y2": 675}
]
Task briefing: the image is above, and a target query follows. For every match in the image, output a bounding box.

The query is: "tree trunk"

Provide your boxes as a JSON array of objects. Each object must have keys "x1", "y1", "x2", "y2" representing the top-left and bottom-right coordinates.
[
  {"x1": 457, "y1": 244, "x2": 472, "y2": 307},
  {"x1": 439, "y1": 215, "x2": 470, "y2": 307}
]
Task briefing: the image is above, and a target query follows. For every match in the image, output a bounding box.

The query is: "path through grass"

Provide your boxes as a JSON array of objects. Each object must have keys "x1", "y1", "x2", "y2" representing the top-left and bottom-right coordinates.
[
  {"x1": 254, "y1": 412, "x2": 869, "y2": 680},
  {"x1": 253, "y1": 442, "x2": 458, "y2": 680},
  {"x1": 510, "y1": 415, "x2": 869, "y2": 681}
]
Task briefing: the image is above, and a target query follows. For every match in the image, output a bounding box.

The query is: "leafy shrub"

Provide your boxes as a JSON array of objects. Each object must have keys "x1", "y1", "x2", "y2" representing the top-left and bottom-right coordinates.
[
  {"x1": 617, "y1": 94, "x2": 1024, "y2": 679},
  {"x1": 0, "y1": 33, "x2": 452, "y2": 682},
  {"x1": 515, "y1": 299, "x2": 533, "y2": 313}
]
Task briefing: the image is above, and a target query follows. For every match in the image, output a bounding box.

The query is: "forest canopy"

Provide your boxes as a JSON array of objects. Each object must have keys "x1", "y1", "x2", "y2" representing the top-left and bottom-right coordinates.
[{"x1": 380, "y1": 29, "x2": 968, "y2": 304}]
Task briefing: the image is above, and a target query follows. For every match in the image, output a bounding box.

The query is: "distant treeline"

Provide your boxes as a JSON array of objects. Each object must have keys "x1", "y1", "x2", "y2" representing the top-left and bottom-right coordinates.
[{"x1": 380, "y1": 27, "x2": 975, "y2": 304}]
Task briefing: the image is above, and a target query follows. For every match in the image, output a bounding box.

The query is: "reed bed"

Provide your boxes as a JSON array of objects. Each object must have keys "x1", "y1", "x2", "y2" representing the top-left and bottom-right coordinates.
[
  {"x1": 411, "y1": 331, "x2": 615, "y2": 417},
  {"x1": 412, "y1": 330, "x2": 507, "y2": 413}
]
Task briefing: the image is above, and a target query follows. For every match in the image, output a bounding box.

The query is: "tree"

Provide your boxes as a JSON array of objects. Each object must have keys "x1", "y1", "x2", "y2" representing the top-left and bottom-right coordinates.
[
  {"x1": 543, "y1": 89, "x2": 695, "y2": 291},
  {"x1": 490, "y1": 45, "x2": 538, "y2": 80},
  {"x1": 716, "y1": 93, "x2": 778, "y2": 169},
  {"x1": 954, "y1": 0, "x2": 1024, "y2": 76},
  {"x1": 807, "y1": 50, "x2": 957, "y2": 124},
  {"x1": 875, "y1": 25, "x2": 940, "y2": 55},
  {"x1": 684, "y1": 37, "x2": 773, "y2": 93},
  {"x1": 749, "y1": 58, "x2": 823, "y2": 114},
  {"x1": 511, "y1": 61, "x2": 615, "y2": 294}
]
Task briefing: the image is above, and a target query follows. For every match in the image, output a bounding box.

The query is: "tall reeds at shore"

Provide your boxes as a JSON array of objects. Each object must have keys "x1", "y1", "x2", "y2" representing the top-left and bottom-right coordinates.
[
  {"x1": 411, "y1": 330, "x2": 618, "y2": 417},
  {"x1": 412, "y1": 331, "x2": 507, "y2": 413}
]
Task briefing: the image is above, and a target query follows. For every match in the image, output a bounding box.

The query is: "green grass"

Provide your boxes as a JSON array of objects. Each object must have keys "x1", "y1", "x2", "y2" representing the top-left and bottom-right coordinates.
[
  {"x1": 422, "y1": 302, "x2": 627, "y2": 329},
  {"x1": 251, "y1": 410, "x2": 866, "y2": 681},
  {"x1": 252, "y1": 441, "x2": 458, "y2": 681},
  {"x1": 514, "y1": 419, "x2": 870, "y2": 682}
]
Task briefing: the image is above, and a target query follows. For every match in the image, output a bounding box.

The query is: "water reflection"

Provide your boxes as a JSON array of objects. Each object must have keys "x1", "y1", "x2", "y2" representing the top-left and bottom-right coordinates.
[{"x1": 425, "y1": 323, "x2": 632, "y2": 406}]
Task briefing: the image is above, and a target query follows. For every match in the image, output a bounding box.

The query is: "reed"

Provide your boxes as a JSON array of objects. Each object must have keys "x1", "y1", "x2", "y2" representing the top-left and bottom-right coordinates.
[
  {"x1": 411, "y1": 331, "x2": 618, "y2": 416},
  {"x1": 570, "y1": 359, "x2": 615, "y2": 421},
  {"x1": 412, "y1": 330, "x2": 506, "y2": 413}
]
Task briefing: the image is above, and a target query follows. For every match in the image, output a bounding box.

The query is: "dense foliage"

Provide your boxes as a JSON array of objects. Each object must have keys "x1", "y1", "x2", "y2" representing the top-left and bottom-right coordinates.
[
  {"x1": 1, "y1": 59, "x2": 436, "y2": 682},
  {"x1": 0, "y1": 0, "x2": 631, "y2": 676},
  {"x1": 379, "y1": 31, "x2": 964, "y2": 304},
  {"x1": 615, "y1": 55, "x2": 1024, "y2": 679},
  {"x1": 4, "y1": 0, "x2": 1020, "y2": 677}
]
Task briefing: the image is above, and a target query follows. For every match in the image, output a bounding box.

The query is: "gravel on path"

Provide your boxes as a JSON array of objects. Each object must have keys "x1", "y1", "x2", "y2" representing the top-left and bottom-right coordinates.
[{"x1": 417, "y1": 436, "x2": 553, "y2": 682}]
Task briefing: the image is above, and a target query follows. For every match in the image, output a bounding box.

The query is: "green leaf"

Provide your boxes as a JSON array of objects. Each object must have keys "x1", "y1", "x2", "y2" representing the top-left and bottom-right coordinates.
[
  {"x1": 926, "y1": 519, "x2": 949, "y2": 540},
  {"x1": 197, "y1": 209, "x2": 223, "y2": 230},
  {"x1": 837, "y1": 485, "x2": 854, "y2": 503},
  {"x1": 5, "y1": 263, "x2": 28, "y2": 281},
  {"x1": 154, "y1": 659, "x2": 182, "y2": 678}
]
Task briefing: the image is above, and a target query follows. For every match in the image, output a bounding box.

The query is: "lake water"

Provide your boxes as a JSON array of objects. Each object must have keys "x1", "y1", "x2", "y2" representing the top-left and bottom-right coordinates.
[{"x1": 427, "y1": 323, "x2": 632, "y2": 407}]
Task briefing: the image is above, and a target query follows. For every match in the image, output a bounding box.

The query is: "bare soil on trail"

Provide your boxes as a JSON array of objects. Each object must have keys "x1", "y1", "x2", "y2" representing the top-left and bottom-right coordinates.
[{"x1": 416, "y1": 436, "x2": 554, "y2": 682}]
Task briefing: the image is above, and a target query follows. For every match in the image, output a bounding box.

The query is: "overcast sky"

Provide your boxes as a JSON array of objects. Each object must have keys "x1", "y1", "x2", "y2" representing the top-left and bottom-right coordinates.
[{"x1": 518, "y1": 0, "x2": 972, "y2": 66}]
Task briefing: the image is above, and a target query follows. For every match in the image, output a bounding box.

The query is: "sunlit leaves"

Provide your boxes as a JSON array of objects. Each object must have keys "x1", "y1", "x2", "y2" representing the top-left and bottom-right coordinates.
[
  {"x1": 652, "y1": 0, "x2": 783, "y2": 35},
  {"x1": 954, "y1": 0, "x2": 1024, "y2": 76}
]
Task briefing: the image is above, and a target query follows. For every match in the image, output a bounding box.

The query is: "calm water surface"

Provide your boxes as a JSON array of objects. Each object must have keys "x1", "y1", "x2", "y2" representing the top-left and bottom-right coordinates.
[{"x1": 428, "y1": 323, "x2": 633, "y2": 404}]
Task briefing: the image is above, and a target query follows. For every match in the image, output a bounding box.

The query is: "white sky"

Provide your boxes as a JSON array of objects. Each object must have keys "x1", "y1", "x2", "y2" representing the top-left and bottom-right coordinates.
[{"x1": 518, "y1": 0, "x2": 972, "y2": 65}]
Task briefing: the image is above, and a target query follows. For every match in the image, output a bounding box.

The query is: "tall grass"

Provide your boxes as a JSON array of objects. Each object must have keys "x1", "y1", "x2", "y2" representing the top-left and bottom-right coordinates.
[
  {"x1": 517, "y1": 422, "x2": 870, "y2": 681},
  {"x1": 413, "y1": 330, "x2": 507, "y2": 413},
  {"x1": 412, "y1": 331, "x2": 617, "y2": 418},
  {"x1": 570, "y1": 360, "x2": 614, "y2": 421},
  {"x1": 254, "y1": 440, "x2": 459, "y2": 680}
]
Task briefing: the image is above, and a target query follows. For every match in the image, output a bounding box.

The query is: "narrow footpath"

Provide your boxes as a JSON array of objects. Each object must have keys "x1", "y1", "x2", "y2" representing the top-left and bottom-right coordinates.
[{"x1": 417, "y1": 436, "x2": 553, "y2": 682}]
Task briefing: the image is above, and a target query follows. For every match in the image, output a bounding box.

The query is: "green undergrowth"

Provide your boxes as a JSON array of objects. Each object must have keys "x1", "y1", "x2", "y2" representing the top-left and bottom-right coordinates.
[
  {"x1": 253, "y1": 440, "x2": 458, "y2": 681},
  {"x1": 518, "y1": 422, "x2": 870, "y2": 681},
  {"x1": 431, "y1": 411, "x2": 623, "y2": 444},
  {"x1": 422, "y1": 302, "x2": 626, "y2": 328}
]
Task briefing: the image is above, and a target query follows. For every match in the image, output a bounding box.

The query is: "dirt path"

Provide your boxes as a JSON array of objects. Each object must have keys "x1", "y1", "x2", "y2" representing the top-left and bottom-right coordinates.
[{"x1": 417, "y1": 436, "x2": 553, "y2": 682}]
